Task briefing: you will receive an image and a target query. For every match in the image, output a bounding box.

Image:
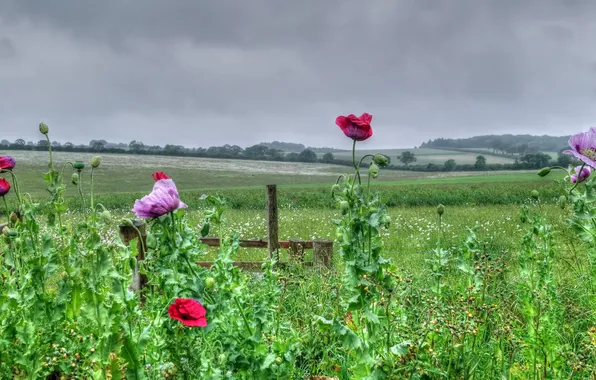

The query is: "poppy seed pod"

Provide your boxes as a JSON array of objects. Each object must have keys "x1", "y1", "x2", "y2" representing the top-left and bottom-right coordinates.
[
  {"x1": 373, "y1": 154, "x2": 389, "y2": 167},
  {"x1": 39, "y1": 122, "x2": 49, "y2": 135},
  {"x1": 340, "y1": 201, "x2": 350, "y2": 215},
  {"x1": 205, "y1": 277, "x2": 215, "y2": 290},
  {"x1": 369, "y1": 163, "x2": 380, "y2": 178},
  {"x1": 73, "y1": 161, "x2": 85, "y2": 171},
  {"x1": 531, "y1": 190, "x2": 539, "y2": 200},
  {"x1": 90, "y1": 156, "x2": 101, "y2": 168},
  {"x1": 437, "y1": 204, "x2": 445, "y2": 216}
]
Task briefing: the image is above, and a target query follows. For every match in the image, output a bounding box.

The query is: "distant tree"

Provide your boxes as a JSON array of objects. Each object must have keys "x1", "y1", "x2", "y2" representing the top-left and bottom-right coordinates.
[
  {"x1": 444, "y1": 159, "x2": 457, "y2": 171},
  {"x1": 520, "y1": 153, "x2": 552, "y2": 169},
  {"x1": 129, "y1": 140, "x2": 145, "y2": 153},
  {"x1": 398, "y1": 151, "x2": 417, "y2": 166},
  {"x1": 52, "y1": 141, "x2": 61, "y2": 148},
  {"x1": 244, "y1": 145, "x2": 269, "y2": 160},
  {"x1": 91, "y1": 140, "x2": 106, "y2": 151},
  {"x1": 321, "y1": 152, "x2": 335, "y2": 164},
  {"x1": 163, "y1": 144, "x2": 184, "y2": 155},
  {"x1": 474, "y1": 155, "x2": 487, "y2": 170},
  {"x1": 298, "y1": 149, "x2": 318, "y2": 163},
  {"x1": 0, "y1": 139, "x2": 9, "y2": 147},
  {"x1": 285, "y1": 152, "x2": 300, "y2": 162},
  {"x1": 37, "y1": 139, "x2": 49, "y2": 148},
  {"x1": 556, "y1": 153, "x2": 574, "y2": 167},
  {"x1": 63, "y1": 142, "x2": 74, "y2": 151},
  {"x1": 14, "y1": 139, "x2": 26, "y2": 147}
]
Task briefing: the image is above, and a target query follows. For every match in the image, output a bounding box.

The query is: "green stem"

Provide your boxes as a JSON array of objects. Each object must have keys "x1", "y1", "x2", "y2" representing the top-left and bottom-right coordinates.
[
  {"x1": 90, "y1": 167, "x2": 96, "y2": 222},
  {"x1": 46, "y1": 135, "x2": 54, "y2": 171},
  {"x1": 233, "y1": 296, "x2": 254, "y2": 337},
  {"x1": 8, "y1": 171, "x2": 22, "y2": 205},
  {"x1": 352, "y1": 140, "x2": 361, "y2": 185},
  {"x1": 3, "y1": 196, "x2": 8, "y2": 224}
]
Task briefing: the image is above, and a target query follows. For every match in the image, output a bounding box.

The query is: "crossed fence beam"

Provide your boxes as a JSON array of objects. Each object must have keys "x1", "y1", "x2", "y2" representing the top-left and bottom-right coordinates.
[{"x1": 119, "y1": 185, "x2": 334, "y2": 291}]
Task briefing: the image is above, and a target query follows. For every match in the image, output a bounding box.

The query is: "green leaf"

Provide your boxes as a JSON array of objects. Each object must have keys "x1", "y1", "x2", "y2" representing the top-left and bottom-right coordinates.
[
  {"x1": 390, "y1": 340, "x2": 411, "y2": 357},
  {"x1": 261, "y1": 353, "x2": 276, "y2": 370}
]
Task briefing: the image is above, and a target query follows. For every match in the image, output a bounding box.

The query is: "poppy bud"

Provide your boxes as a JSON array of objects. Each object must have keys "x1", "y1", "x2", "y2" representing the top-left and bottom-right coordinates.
[
  {"x1": 558, "y1": 195, "x2": 567, "y2": 210},
  {"x1": 537, "y1": 167, "x2": 551, "y2": 177},
  {"x1": 437, "y1": 204, "x2": 445, "y2": 216},
  {"x1": 73, "y1": 161, "x2": 85, "y2": 171},
  {"x1": 205, "y1": 277, "x2": 215, "y2": 290},
  {"x1": 275, "y1": 357, "x2": 282, "y2": 365},
  {"x1": 71, "y1": 172, "x2": 79, "y2": 185},
  {"x1": 120, "y1": 219, "x2": 133, "y2": 227},
  {"x1": 90, "y1": 156, "x2": 101, "y2": 168},
  {"x1": 531, "y1": 190, "x2": 539, "y2": 200},
  {"x1": 369, "y1": 163, "x2": 380, "y2": 178},
  {"x1": 373, "y1": 154, "x2": 389, "y2": 167},
  {"x1": 39, "y1": 122, "x2": 49, "y2": 135},
  {"x1": 9, "y1": 212, "x2": 19, "y2": 225},
  {"x1": 340, "y1": 201, "x2": 349, "y2": 215},
  {"x1": 100, "y1": 210, "x2": 111, "y2": 223},
  {"x1": 129, "y1": 257, "x2": 137, "y2": 272},
  {"x1": 331, "y1": 184, "x2": 340, "y2": 194},
  {"x1": 382, "y1": 214, "x2": 391, "y2": 228}
]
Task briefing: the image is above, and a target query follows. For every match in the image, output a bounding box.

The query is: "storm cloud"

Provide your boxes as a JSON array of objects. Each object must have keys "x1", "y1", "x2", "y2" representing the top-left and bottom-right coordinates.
[{"x1": 1, "y1": 0, "x2": 596, "y2": 148}]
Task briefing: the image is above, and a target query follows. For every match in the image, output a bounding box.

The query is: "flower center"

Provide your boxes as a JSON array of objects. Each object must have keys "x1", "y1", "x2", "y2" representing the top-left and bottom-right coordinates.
[{"x1": 580, "y1": 148, "x2": 596, "y2": 159}]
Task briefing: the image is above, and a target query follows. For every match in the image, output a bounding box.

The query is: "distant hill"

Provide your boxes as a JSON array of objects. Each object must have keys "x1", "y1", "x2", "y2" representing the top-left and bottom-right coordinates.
[
  {"x1": 260, "y1": 141, "x2": 345, "y2": 153},
  {"x1": 420, "y1": 134, "x2": 570, "y2": 155}
]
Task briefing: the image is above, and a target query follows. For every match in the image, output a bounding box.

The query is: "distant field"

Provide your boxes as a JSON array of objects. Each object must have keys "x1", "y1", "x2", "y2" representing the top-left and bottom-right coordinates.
[
  {"x1": 321, "y1": 148, "x2": 517, "y2": 165},
  {"x1": 3, "y1": 150, "x2": 538, "y2": 197}
]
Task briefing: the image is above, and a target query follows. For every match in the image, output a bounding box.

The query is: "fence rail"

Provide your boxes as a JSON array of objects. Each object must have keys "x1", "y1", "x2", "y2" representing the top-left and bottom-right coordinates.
[{"x1": 119, "y1": 184, "x2": 334, "y2": 293}]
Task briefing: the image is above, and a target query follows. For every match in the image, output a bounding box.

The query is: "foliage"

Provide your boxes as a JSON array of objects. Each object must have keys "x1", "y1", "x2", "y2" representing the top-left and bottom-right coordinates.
[
  {"x1": 3, "y1": 124, "x2": 596, "y2": 379},
  {"x1": 397, "y1": 151, "x2": 417, "y2": 166}
]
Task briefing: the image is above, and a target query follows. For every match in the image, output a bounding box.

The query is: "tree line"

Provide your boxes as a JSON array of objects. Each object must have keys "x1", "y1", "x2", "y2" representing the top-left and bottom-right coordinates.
[
  {"x1": 0, "y1": 138, "x2": 577, "y2": 171},
  {"x1": 0, "y1": 138, "x2": 331, "y2": 163},
  {"x1": 420, "y1": 134, "x2": 570, "y2": 154}
]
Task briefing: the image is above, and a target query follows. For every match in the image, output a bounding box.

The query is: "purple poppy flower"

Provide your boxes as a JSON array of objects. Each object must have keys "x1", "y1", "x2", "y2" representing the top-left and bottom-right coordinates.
[
  {"x1": 570, "y1": 165, "x2": 591, "y2": 183},
  {"x1": 132, "y1": 179, "x2": 187, "y2": 219},
  {"x1": 563, "y1": 130, "x2": 596, "y2": 168}
]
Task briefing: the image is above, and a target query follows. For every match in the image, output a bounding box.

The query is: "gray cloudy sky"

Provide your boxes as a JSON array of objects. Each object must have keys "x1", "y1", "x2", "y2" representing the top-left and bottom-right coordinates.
[{"x1": 1, "y1": 0, "x2": 596, "y2": 149}]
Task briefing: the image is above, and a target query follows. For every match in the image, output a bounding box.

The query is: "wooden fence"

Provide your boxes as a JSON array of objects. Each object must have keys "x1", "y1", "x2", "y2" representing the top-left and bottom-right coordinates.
[{"x1": 119, "y1": 185, "x2": 334, "y2": 283}]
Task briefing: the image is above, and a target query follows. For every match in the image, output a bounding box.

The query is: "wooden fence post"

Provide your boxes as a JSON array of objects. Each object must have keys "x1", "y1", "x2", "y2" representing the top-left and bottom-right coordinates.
[
  {"x1": 289, "y1": 238, "x2": 306, "y2": 262},
  {"x1": 119, "y1": 220, "x2": 148, "y2": 293},
  {"x1": 313, "y1": 239, "x2": 333, "y2": 268},
  {"x1": 266, "y1": 185, "x2": 279, "y2": 261}
]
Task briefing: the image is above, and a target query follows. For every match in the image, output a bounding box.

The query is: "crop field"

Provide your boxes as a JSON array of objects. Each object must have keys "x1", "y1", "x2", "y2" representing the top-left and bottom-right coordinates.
[
  {"x1": 323, "y1": 147, "x2": 517, "y2": 165},
  {"x1": 2, "y1": 137, "x2": 596, "y2": 379}
]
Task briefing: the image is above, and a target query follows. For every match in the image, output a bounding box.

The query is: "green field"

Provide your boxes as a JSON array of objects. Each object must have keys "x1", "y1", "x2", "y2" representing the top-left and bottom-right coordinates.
[
  {"x1": 0, "y1": 150, "x2": 561, "y2": 212},
  {"x1": 321, "y1": 147, "x2": 517, "y2": 165},
  {"x1": 5, "y1": 146, "x2": 596, "y2": 379}
]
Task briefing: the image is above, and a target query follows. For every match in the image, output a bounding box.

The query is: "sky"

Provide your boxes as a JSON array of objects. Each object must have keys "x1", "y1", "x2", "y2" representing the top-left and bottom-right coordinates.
[{"x1": 1, "y1": 0, "x2": 596, "y2": 149}]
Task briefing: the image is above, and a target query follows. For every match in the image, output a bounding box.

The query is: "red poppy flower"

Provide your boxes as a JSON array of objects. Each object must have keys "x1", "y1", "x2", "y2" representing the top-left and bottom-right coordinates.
[
  {"x1": 335, "y1": 113, "x2": 373, "y2": 141},
  {"x1": 168, "y1": 298, "x2": 208, "y2": 327},
  {"x1": 152, "y1": 171, "x2": 170, "y2": 181},
  {"x1": 0, "y1": 156, "x2": 15, "y2": 171},
  {"x1": 0, "y1": 178, "x2": 10, "y2": 197}
]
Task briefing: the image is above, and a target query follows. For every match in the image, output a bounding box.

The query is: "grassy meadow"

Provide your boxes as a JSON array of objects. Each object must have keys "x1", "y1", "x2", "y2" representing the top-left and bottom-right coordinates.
[{"x1": 6, "y1": 146, "x2": 596, "y2": 379}]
